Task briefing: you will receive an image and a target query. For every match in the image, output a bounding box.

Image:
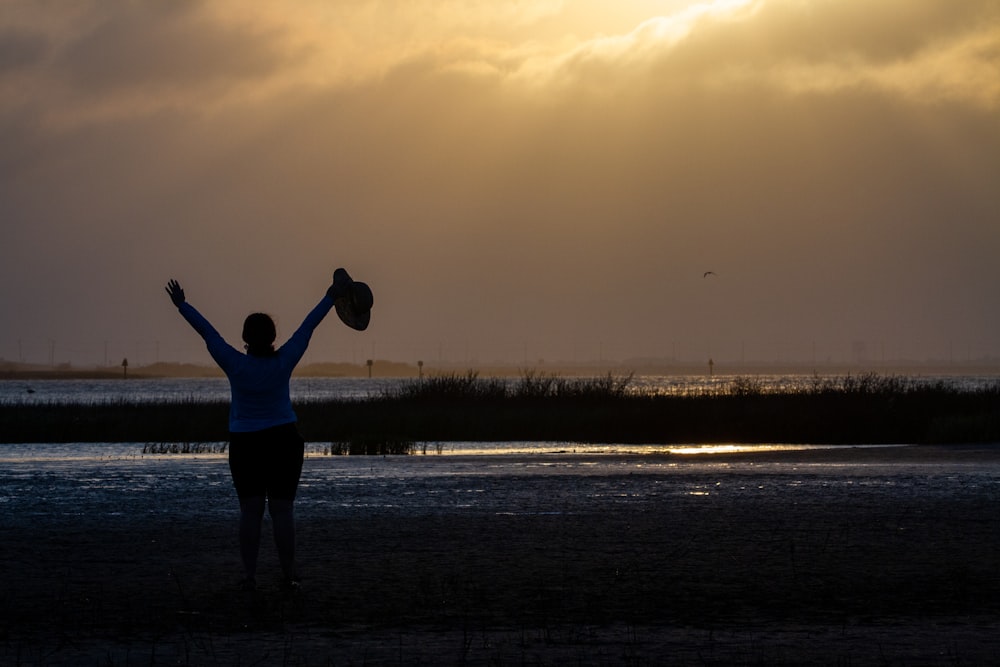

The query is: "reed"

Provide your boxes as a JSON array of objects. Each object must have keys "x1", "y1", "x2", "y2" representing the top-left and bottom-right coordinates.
[
  {"x1": 2, "y1": 373, "x2": 998, "y2": 447},
  {"x1": 141, "y1": 442, "x2": 229, "y2": 454}
]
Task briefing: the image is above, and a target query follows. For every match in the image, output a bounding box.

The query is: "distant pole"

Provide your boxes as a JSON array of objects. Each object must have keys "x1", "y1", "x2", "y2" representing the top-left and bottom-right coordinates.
[
  {"x1": 366, "y1": 359, "x2": 373, "y2": 378},
  {"x1": 417, "y1": 360, "x2": 424, "y2": 379},
  {"x1": 708, "y1": 358, "x2": 714, "y2": 376},
  {"x1": 122, "y1": 357, "x2": 129, "y2": 379}
]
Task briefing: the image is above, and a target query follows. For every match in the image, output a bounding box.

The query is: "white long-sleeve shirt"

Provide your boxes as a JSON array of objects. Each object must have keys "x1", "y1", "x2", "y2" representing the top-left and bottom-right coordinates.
[{"x1": 177, "y1": 296, "x2": 335, "y2": 432}]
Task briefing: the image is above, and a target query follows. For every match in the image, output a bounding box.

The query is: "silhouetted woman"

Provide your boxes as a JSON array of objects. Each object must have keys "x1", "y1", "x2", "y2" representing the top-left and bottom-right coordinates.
[{"x1": 165, "y1": 269, "x2": 372, "y2": 591}]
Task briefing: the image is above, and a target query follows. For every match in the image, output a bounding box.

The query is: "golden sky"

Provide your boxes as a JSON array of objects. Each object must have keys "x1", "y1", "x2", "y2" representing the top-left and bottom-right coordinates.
[{"x1": 1, "y1": 0, "x2": 999, "y2": 367}]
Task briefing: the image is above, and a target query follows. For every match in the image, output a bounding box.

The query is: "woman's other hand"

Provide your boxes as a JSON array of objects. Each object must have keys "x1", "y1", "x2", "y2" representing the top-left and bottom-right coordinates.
[
  {"x1": 327, "y1": 268, "x2": 352, "y2": 302},
  {"x1": 165, "y1": 279, "x2": 186, "y2": 307}
]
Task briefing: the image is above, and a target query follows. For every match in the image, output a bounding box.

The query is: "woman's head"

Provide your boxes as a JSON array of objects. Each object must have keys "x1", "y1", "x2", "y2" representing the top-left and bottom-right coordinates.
[{"x1": 242, "y1": 313, "x2": 276, "y2": 356}]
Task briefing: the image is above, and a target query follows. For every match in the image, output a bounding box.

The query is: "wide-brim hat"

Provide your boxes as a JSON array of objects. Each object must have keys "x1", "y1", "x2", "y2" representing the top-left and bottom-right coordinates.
[{"x1": 332, "y1": 268, "x2": 373, "y2": 331}]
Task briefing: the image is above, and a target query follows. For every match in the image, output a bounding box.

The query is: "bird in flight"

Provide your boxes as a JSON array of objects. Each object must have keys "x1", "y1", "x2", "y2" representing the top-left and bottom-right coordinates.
[{"x1": 703, "y1": 271, "x2": 717, "y2": 278}]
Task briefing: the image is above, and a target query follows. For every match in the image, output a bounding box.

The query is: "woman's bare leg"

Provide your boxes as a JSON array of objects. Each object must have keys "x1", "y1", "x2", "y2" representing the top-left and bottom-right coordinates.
[
  {"x1": 268, "y1": 497, "x2": 297, "y2": 583},
  {"x1": 238, "y1": 495, "x2": 266, "y2": 583}
]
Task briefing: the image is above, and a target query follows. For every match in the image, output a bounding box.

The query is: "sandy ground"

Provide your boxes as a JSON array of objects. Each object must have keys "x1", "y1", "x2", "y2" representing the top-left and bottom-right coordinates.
[{"x1": 3, "y1": 445, "x2": 1000, "y2": 665}]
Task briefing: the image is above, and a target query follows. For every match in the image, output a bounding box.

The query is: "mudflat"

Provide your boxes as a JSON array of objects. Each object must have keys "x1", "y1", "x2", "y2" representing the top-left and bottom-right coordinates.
[{"x1": 3, "y1": 445, "x2": 1000, "y2": 665}]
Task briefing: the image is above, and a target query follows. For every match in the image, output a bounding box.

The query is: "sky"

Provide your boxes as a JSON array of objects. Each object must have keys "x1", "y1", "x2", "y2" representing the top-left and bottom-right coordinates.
[{"x1": 2, "y1": 0, "x2": 999, "y2": 369}]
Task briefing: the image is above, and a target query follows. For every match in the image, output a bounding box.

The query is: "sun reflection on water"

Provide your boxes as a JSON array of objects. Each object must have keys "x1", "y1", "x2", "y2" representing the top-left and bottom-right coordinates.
[
  {"x1": 0, "y1": 441, "x2": 900, "y2": 464},
  {"x1": 667, "y1": 444, "x2": 827, "y2": 456},
  {"x1": 435, "y1": 442, "x2": 837, "y2": 456}
]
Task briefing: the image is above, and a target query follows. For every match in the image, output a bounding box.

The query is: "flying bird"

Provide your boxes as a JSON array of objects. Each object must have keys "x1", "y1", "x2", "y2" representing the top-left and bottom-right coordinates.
[{"x1": 703, "y1": 271, "x2": 716, "y2": 278}]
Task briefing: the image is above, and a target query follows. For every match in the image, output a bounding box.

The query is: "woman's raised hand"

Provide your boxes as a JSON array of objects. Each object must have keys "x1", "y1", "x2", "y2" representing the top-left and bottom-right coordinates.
[{"x1": 165, "y1": 279, "x2": 186, "y2": 307}]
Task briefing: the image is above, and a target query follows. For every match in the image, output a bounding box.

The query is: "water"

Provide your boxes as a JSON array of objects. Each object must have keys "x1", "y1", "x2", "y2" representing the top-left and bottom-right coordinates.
[
  {"x1": 0, "y1": 376, "x2": 404, "y2": 404},
  {"x1": 2, "y1": 443, "x2": 998, "y2": 523},
  {"x1": 0, "y1": 441, "x2": 850, "y2": 465}
]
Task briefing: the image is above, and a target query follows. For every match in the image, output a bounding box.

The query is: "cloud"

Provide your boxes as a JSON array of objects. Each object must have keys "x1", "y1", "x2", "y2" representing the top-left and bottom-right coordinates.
[
  {"x1": 521, "y1": 0, "x2": 1000, "y2": 110},
  {"x1": 8, "y1": 0, "x2": 999, "y2": 129},
  {"x1": 0, "y1": 1, "x2": 306, "y2": 130},
  {"x1": 1, "y1": 0, "x2": 998, "y2": 365},
  {"x1": 57, "y1": 1, "x2": 295, "y2": 90},
  {"x1": 0, "y1": 26, "x2": 48, "y2": 73}
]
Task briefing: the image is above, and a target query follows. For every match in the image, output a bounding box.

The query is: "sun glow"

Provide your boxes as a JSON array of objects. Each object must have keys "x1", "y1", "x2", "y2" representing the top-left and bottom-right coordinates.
[
  {"x1": 223, "y1": 0, "x2": 764, "y2": 91},
  {"x1": 636, "y1": 0, "x2": 757, "y2": 37}
]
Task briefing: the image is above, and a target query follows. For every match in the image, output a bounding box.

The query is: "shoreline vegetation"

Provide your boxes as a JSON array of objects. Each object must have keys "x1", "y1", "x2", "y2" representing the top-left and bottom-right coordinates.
[{"x1": 2, "y1": 372, "x2": 998, "y2": 449}]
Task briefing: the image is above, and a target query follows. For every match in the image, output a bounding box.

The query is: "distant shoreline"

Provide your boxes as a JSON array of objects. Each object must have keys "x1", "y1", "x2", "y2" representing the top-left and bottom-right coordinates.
[{"x1": 4, "y1": 360, "x2": 1000, "y2": 380}]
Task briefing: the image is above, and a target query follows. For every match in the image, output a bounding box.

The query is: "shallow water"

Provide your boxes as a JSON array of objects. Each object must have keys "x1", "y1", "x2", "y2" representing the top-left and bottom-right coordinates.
[
  {"x1": 0, "y1": 440, "x2": 879, "y2": 462},
  {"x1": 3, "y1": 444, "x2": 998, "y2": 525},
  {"x1": 0, "y1": 376, "x2": 402, "y2": 404}
]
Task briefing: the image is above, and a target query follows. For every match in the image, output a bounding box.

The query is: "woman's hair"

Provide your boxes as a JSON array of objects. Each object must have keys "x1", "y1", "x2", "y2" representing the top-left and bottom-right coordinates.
[{"x1": 242, "y1": 313, "x2": 277, "y2": 356}]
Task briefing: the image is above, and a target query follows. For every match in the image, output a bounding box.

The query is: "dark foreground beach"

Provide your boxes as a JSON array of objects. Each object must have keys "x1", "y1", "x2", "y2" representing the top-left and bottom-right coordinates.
[{"x1": 3, "y1": 445, "x2": 1000, "y2": 665}]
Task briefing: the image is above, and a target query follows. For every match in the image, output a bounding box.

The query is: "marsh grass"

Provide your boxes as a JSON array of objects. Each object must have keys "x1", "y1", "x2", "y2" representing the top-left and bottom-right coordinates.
[
  {"x1": 2, "y1": 372, "x2": 998, "y2": 447},
  {"x1": 142, "y1": 442, "x2": 228, "y2": 454},
  {"x1": 382, "y1": 370, "x2": 631, "y2": 402},
  {"x1": 323, "y1": 437, "x2": 415, "y2": 455}
]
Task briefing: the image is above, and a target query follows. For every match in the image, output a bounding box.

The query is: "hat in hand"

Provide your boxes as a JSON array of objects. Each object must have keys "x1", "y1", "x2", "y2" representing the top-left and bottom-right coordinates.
[{"x1": 331, "y1": 268, "x2": 373, "y2": 331}]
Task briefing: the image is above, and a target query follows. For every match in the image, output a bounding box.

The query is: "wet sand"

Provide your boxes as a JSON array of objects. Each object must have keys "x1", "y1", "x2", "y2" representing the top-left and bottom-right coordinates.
[{"x1": 3, "y1": 445, "x2": 1000, "y2": 665}]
